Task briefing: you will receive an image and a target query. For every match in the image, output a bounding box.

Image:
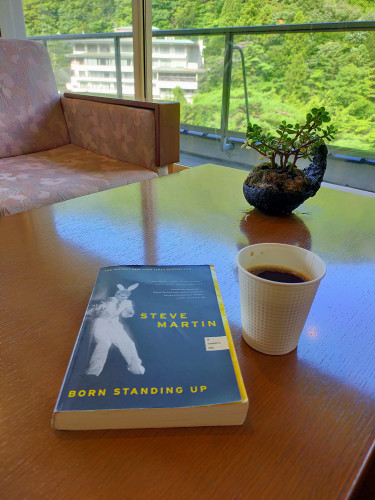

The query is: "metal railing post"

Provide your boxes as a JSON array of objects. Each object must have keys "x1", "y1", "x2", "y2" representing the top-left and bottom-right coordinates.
[
  {"x1": 233, "y1": 45, "x2": 249, "y2": 125},
  {"x1": 114, "y1": 36, "x2": 123, "y2": 99},
  {"x1": 220, "y1": 33, "x2": 234, "y2": 151}
]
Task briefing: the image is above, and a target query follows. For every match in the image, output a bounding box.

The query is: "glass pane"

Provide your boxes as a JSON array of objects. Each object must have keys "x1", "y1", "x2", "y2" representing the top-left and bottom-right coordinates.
[
  {"x1": 22, "y1": 0, "x2": 135, "y2": 99},
  {"x1": 151, "y1": 34, "x2": 218, "y2": 127},
  {"x1": 150, "y1": 1, "x2": 375, "y2": 188},
  {"x1": 151, "y1": 1, "x2": 375, "y2": 28},
  {"x1": 229, "y1": 30, "x2": 375, "y2": 154}
]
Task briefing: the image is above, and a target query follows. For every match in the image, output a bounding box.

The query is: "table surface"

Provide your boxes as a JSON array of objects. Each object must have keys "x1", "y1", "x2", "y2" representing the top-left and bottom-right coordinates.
[{"x1": 1, "y1": 164, "x2": 374, "y2": 500}]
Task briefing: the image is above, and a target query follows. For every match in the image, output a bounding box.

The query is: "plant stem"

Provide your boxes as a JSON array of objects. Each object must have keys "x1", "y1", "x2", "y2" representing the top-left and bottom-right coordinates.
[
  {"x1": 291, "y1": 116, "x2": 318, "y2": 149},
  {"x1": 291, "y1": 153, "x2": 299, "y2": 169},
  {"x1": 276, "y1": 127, "x2": 286, "y2": 147}
]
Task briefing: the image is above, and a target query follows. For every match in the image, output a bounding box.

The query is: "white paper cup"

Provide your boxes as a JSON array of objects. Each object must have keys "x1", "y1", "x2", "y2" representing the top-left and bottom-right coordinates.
[{"x1": 236, "y1": 243, "x2": 326, "y2": 355}]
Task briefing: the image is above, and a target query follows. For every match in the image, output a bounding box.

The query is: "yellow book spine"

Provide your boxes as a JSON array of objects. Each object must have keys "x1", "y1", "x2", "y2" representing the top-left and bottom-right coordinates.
[{"x1": 209, "y1": 265, "x2": 248, "y2": 403}]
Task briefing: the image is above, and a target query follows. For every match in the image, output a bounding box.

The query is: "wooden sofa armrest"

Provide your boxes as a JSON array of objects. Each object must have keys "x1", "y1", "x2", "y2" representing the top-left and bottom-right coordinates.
[{"x1": 61, "y1": 93, "x2": 180, "y2": 173}]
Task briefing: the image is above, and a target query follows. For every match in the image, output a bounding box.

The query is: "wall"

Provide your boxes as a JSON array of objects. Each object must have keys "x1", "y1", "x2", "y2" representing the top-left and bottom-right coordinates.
[{"x1": 0, "y1": 0, "x2": 26, "y2": 39}]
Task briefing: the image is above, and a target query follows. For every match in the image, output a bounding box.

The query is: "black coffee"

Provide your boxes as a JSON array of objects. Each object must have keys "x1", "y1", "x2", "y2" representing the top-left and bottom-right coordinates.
[{"x1": 247, "y1": 265, "x2": 310, "y2": 283}]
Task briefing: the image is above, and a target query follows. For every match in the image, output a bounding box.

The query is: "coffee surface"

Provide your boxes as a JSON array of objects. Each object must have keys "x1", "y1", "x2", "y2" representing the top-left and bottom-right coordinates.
[{"x1": 247, "y1": 265, "x2": 310, "y2": 283}]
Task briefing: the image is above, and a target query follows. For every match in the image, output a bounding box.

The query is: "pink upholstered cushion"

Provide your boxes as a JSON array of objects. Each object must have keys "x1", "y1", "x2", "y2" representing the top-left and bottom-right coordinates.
[
  {"x1": 61, "y1": 97, "x2": 157, "y2": 172},
  {"x1": 0, "y1": 39, "x2": 69, "y2": 158},
  {"x1": 0, "y1": 144, "x2": 157, "y2": 216}
]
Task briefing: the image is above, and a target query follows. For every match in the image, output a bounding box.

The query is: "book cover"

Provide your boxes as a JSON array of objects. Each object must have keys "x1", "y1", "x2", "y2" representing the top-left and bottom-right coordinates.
[{"x1": 52, "y1": 265, "x2": 248, "y2": 430}]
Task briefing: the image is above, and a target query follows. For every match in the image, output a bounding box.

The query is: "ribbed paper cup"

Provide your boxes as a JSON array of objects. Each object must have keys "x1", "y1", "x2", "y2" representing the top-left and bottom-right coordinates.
[{"x1": 236, "y1": 243, "x2": 326, "y2": 355}]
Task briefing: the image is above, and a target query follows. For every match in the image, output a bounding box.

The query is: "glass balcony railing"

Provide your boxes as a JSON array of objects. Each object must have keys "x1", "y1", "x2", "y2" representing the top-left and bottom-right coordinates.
[{"x1": 30, "y1": 20, "x2": 375, "y2": 192}]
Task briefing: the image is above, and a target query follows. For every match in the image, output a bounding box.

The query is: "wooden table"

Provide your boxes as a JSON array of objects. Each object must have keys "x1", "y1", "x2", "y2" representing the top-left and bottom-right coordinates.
[{"x1": 1, "y1": 164, "x2": 374, "y2": 500}]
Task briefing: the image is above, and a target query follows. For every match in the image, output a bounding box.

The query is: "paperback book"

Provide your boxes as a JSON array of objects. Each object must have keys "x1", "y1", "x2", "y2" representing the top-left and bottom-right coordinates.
[{"x1": 52, "y1": 265, "x2": 248, "y2": 430}]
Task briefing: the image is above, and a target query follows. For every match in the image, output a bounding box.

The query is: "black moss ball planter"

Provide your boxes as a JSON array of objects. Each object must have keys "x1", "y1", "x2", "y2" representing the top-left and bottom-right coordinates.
[
  {"x1": 243, "y1": 145, "x2": 328, "y2": 216},
  {"x1": 242, "y1": 184, "x2": 313, "y2": 216}
]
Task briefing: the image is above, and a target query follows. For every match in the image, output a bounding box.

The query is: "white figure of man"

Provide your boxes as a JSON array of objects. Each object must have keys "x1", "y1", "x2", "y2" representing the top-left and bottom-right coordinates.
[{"x1": 86, "y1": 283, "x2": 145, "y2": 376}]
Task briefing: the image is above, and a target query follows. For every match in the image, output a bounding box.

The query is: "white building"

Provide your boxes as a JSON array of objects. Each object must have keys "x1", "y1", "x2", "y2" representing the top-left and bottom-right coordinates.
[{"x1": 66, "y1": 29, "x2": 204, "y2": 101}]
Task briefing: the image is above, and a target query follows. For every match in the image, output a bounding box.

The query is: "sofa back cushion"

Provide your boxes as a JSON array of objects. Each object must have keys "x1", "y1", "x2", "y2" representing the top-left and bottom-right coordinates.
[{"x1": 0, "y1": 39, "x2": 69, "y2": 158}]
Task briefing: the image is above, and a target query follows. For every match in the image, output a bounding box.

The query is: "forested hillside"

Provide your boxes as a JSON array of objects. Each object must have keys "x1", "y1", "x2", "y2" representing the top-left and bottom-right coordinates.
[
  {"x1": 23, "y1": 0, "x2": 375, "y2": 151},
  {"x1": 22, "y1": 0, "x2": 375, "y2": 34}
]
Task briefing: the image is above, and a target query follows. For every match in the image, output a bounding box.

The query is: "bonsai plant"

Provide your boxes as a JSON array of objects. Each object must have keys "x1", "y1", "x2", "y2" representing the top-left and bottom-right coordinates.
[{"x1": 242, "y1": 107, "x2": 337, "y2": 215}]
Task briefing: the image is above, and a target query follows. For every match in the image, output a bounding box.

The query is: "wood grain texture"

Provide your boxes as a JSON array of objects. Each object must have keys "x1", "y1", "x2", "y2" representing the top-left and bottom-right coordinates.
[{"x1": 1, "y1": 164, "x2": 374, "y2": 500}]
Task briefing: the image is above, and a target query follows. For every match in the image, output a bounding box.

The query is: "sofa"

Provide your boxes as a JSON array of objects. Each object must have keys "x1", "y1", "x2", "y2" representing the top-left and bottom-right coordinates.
[{"x1": 0, "y1": 39, "x2": 180, "y2": 216}]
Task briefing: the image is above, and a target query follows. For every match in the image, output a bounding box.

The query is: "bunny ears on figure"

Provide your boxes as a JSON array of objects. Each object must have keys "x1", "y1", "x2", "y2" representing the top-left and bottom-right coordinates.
[
  {"x1": 115, "y1": 283, "x2": 139, "y2": 299},
  {"x1": 117, "y1": 283, "x2": 139, "y2": 292}
]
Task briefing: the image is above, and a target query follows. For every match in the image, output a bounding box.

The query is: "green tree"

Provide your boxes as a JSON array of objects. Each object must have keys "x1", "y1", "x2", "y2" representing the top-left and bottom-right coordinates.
[{"x1": 23, "y1": 0, "x2": 60, "y2": 36}]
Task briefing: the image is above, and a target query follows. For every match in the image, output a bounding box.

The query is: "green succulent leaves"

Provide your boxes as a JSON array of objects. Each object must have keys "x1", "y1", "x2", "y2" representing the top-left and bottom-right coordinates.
[{"x1": 242, "y1": 107, "x2": 337, "y2": 169}]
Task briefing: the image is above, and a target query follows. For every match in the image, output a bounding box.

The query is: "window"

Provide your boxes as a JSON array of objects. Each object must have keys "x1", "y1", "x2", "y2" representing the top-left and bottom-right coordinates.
[
  {"x1": 88, "y1": 71, "x2": 110, "y2": 78},
  {"x1": 14, "y1": 0, "x2": 375, "y2": 182},
  {"x1": 158, "y1": 73, "x2": 196, "y2": 82}
]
